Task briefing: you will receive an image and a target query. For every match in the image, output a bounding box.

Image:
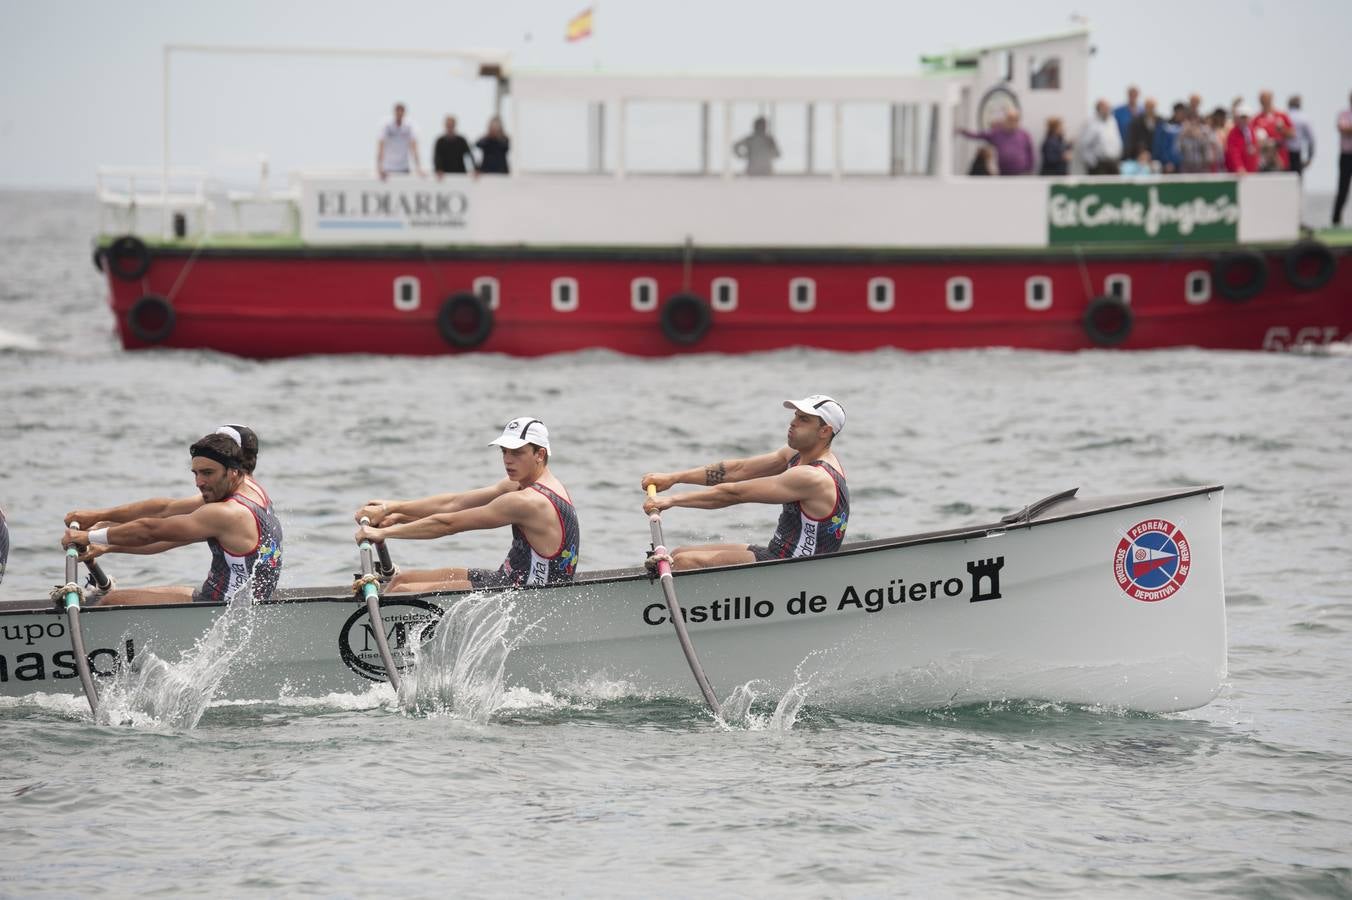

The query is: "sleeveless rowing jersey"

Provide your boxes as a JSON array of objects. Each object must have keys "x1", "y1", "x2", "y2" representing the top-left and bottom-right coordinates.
[
  {"x1": 758, "y1": 456, "x2": 849, "y2": 560},
  {"x1": 493, "y1": 484, "x2": 581, "y2": 587},
  {"x1": 196, "y1": 491, "x2": 284, "y2": 603}
]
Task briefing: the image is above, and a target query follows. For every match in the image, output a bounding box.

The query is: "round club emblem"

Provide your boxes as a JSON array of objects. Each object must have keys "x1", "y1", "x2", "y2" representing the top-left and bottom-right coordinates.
[
  {"x1": 338, "y1": 598, "x2": 444, "y2": 681},
  {"x1": 1114, "y1": 519, "x2": 1191, "y2": 602}
]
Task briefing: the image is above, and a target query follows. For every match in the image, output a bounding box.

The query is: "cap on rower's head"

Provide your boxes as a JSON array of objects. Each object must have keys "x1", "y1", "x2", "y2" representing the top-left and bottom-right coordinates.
[
  {"x1": 490, "y1": 417, "x2": 550, "y2": 452},
  {"x1": 783, "y1": 395, "x2": 845, "y2": 434}
]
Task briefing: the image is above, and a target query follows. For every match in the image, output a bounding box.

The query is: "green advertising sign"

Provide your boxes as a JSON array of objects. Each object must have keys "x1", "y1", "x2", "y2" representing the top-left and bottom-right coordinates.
[{"x1": 1047, "y1": 181, "x2": 1239, "y2": 244}]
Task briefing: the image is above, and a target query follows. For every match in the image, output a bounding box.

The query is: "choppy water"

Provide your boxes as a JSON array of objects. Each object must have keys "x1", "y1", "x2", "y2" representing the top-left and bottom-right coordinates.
[{"x1": 1, "y1": 190, "x2": 1350, "y2": 896}]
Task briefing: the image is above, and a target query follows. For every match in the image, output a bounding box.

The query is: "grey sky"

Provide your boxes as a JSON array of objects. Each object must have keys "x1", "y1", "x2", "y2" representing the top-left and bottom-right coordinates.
[{"x1": 1, "y1": 0, "x2": 1348, "y2": 192}]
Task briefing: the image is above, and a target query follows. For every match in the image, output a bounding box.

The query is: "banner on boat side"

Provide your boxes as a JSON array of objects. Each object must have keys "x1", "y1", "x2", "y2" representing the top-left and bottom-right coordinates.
[
  {"x1": 1047, "y1": 182, "x2": 1239, "y2": 244},
  {"x1": 301, "y1": 180, "x2": 470, "y2": 243},
  {"x1": 1114, "y1": 519, "x2": 1191, "y2": 602},
  {"x1": 338, "y1": 598, "x2": 444, "y2": 680}
]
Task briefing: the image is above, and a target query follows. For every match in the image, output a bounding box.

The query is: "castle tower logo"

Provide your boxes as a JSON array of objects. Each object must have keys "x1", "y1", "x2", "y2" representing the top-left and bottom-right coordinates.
[{"x1": 1114, "y1": 519, "x2": 1191, "y2": 602}]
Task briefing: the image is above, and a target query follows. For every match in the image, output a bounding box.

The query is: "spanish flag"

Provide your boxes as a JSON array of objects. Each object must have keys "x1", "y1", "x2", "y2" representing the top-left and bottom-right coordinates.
[{"x1": 566, "y1": 7, "x2": 593, "y2": 42}]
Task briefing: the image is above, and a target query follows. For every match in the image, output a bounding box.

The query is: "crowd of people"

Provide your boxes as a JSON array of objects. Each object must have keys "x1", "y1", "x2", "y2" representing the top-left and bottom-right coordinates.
[{"x1": 376, "y1": 102, "x2": 512, "y2": 180}]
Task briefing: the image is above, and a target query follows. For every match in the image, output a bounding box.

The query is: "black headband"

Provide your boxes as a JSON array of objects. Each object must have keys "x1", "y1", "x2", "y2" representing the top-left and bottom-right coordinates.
[{"x1": 191, "y1": 445, "x2": 243, "y2": 470}]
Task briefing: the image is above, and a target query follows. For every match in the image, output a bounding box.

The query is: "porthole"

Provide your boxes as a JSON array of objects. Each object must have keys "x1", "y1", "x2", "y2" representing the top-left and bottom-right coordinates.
[
  {"x1": 631, "y1": 277, "x2": 657, "y2": 312},
  {"x1": 393, "y1": 276, "x2": 420, "y2": 311},
  {"x1": 867, "y1": 277, "x2": 895, "y2": 312},
  {"x1": 473, "y1": 276, "x2": 500, "y2": 310},
  {"x1": 1025, "y1": 276, "x2": 1052, "y2": 311},
  {"x1": 551, "y1": 277, "x2": 579, "y2": 312},
  {"x1": 789, "y1": 277, "x2": 816, "y2": 312},
  {"x1": 1185, "y1": 270, "x2": 1211, "y2": 305},
  {"x1": 1105, "y1": 274, "x2": 1132, "y2": 303},
  {"x1": 711, "y1": 277, "x2": 738, "y2": 312},
  {"x1": 946, "y1": 276, "x2": 973, "y2": 312}
]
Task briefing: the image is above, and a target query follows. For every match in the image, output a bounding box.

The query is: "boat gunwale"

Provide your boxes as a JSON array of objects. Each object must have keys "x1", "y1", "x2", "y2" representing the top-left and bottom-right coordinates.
[{"x1": 0, "y1": 484, "x2": 1222, "y2": 616}]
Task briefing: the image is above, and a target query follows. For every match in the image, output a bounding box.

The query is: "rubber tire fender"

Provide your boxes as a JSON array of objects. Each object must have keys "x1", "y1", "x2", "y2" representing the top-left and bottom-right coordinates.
[
  {"x1": 1282, "y1": 240, "x2": 1336, "y2": 292},
  {"x1": 126, "y1": 294, "x2": 176, "y2": 344},
  {"x1": 659, "y1": 293, "x2": 712, "y2": 346},
  {"x1": 107, "y1": 235, "x2": 151, "y2": 281},
  {"x1": 437, "y1": 291, "x2": 494, "y2": 349},
  {"x1": 1082, "y1": 295, "x2": 1133, "y2": 347},
  {"x1": 1212, "y1": 250, "x2": 1268, "y2": 302}
]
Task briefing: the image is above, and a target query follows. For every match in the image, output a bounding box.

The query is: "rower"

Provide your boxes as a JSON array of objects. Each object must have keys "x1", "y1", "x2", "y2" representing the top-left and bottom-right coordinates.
[
  {"x1": 354, "y1": 417, "x2": 580, "y2": 593},
  {"x1": 61, "y1": 432, "x2": 283, "y2": 606},
  {"x1": 641, "y1": 395, "x2": 849, "y2": 571}
]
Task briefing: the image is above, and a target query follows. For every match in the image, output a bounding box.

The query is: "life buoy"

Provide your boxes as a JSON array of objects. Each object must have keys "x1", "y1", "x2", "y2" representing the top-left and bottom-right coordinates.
[
  {"x1": 1282, "y1": 241, "x2": 1335, "y2": 291},
  {"x1": 1083, "y1": 295, "x2": 1133, "y2": 347},
  {"x1": 126, "y1": 294, "x2": 176, "y2": 344},
  {"x1": 659, "y1": 293, "x2": 712, "y2": 345},
  {"x1": 437, "y1": 292, "x2": 494, "y2": 348},
  {"x1": 107, "y1": 235, "x2": 151, "y2": 281},
  {"x1": 1213, "y1": 250, "x2": 1268, "y2": 302}
]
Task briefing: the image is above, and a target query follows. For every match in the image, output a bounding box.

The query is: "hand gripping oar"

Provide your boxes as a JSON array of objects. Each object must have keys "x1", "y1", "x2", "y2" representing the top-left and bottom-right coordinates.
[
  {"x1": 357, "y1": 518, "x2": 402, "y2": 693},
  {"x1": 60, "y1": 522, "x2": 100, "y2": 716},
  {"x1": 646, "y1": 486, "x2": 721, "y2": 716}
]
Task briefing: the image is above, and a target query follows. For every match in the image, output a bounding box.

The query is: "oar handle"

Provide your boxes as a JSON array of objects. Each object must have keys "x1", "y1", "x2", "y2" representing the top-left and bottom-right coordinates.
[{"x1": 67, "y1": 520, "x2": 113, "y2": 592}]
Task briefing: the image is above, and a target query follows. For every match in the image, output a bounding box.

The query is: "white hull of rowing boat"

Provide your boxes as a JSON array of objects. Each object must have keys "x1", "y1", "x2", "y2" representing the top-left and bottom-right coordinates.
[{"x1": 0, "y1": 487, "x2": 1226, "y2": 713}]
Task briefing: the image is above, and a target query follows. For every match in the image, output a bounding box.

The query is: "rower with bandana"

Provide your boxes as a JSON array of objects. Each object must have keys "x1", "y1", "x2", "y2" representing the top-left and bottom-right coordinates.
[
  {"x1": 354, "y1": 416, "x2": 581, "y2": 593},
  {"x1": 61, "y1": 431, "x2": 283, "y2": 606}
]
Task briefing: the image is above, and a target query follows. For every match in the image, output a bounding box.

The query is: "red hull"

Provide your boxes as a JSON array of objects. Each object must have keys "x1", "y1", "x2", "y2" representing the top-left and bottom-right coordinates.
[{"x1": 103, "y1": 244, "x2": 1352, "y2": 357}]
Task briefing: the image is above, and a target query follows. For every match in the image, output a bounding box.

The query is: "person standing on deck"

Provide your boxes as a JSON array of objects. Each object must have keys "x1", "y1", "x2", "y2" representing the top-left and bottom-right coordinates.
[
  {"x1": 733, "y1": 116, "x2": 781, "y2": 176},
  {"x1": 959, "y1": 109, "x2": 1035, "y2": 176},
  {"x1": 641, "y1": 396, "x2": 849, "y2": 571},
  {"x1": 354, "y1": 417, "x2": 580, "y2": 593},
  {"x1": 61, "y1": 433, "x2": 283, "y2": 606},
  {"x1": 377, "y1": 102, "x2": 423, "y2": 180}
]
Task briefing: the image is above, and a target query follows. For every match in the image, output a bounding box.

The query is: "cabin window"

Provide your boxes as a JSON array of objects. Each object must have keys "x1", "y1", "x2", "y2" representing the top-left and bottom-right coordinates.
[
  {"x1": 946, "y1": 276, "x2": 973, "y2": 312},
  {"x1": 631, "y1": 277, "x2": 657, "y2": 312},
  {"x1": 789, "y1": 277, "x2": 816, "y2": 312},
  {"x1": 1105, "y1": 274, "x2": 1132, "y2": 303},
  {"x1": 392, "y1": 276, "x2": 419, "y2": 311},
  {"x1": 867, "y1": 277, "x2": 895, "y2": 312},
  {"x1": 551, "y1": 277, "x2": 579, "y2": 312},
  {"x1": 1025, "y1": 276, "x2": 1052, "y2": 311},
  {"x1": 711, "y1": 277, "x2": 738, "y2": 312},
  {"x1": 1185, "y1": 270, "x2": 1211, "y2": 305},
  {"x1": 1029, "y1": 57, "x2": 1061, "y2": 90},
  {"x1": 473, "y1": 276, "x2": 500, "y2": 310}
]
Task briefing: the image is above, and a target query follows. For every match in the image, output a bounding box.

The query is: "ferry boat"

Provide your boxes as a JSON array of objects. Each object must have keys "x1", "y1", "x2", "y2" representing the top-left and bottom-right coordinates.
[{"x1": 93, "y1": 30, "x2": 1350, "y2": 357}]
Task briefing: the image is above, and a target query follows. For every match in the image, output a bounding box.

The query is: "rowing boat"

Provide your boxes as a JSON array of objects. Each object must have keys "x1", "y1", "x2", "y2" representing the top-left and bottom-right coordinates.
[{"x1": 0, "y1": 485, "x2": 1225, "y2": 712}]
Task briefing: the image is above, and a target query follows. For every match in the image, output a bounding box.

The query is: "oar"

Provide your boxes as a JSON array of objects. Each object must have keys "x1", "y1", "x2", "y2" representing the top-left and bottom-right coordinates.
[
  {"x1": 374, "y1": 539, "x2": 396, "y2": 580},
  {"x1": 357, "y1": 517, "x2": 402, "y2": 693},
  {"x1": 61, "y1": 522, "x2": 100, "y2": 716},
  {"x1": 84, "y1": 557, "x2": 113, "y2": 593},
  {"x1": 646, "y1": 485, "x2": 721, "y2": 716}
]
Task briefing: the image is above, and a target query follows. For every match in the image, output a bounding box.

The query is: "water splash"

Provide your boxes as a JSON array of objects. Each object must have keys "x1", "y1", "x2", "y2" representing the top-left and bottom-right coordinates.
[
  {"x1": 397, "y1": 592, "x2": 520, "y2": 722},
  {"x1": 93, "y1": 583, "x2": 260, "y2": 729},
  {"x1": 719, "y1": 652, "x2": 825, "y2": 731}
]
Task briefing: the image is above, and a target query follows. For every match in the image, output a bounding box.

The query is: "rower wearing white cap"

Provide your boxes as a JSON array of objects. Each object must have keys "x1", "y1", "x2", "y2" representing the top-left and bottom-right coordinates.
[
  {"x1": 642, "y1": 395, "x2": 849, "y2": 571},
  {"x1": 354, "y1": 416, "x2": 581, "y2": 593}
]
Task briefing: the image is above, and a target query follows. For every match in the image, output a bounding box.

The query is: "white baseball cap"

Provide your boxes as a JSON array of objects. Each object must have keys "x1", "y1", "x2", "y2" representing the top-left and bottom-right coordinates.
[
  {"x1": 1233, "y1": 104, "x2": 1252, "y2": 118},
  {"x1": 783, "y1": 395, "x2": 845, "y2": 434},
  {"x1": 490, "y1": 417, "x2": 550, "y2": 451}
]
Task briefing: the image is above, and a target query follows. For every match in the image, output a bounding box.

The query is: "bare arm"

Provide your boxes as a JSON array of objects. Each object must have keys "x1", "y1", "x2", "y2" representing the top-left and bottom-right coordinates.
[
  {"x1": 355, "y1": 479, "x2": 514, "y2": 525},
  {"x1": 645, "y1": 465, "x2": 827, "y2": 512},
  {"x1": 642, "y1": 448, "x2": 793, "y2": 493},
  {"x1": 357, "y1": 491, "x2": 527, "y2": 542},
  {"x1": 67, "y1": 494, "x2": 204, "y2": 526},
  {"x1": 64, "y1": 504, "x2": 248, "y2": 554}
]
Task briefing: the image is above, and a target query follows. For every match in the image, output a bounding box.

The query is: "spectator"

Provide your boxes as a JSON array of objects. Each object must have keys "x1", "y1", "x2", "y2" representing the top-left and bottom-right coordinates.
[
  {"x1": 1120, "y1": 149, "x2": 1157, "y2": 177},
  {"x1": 1077, "y1": 99, "x2": 1122, "y2": 175},
  {"x1": 1153, "y1": 103, "x2": 1187, "y2": 173},
  {"x1": 1285, "y1": 96, "x2": 1315, "y2": 178},
  {"x1": 732, "y1": 116, "x2": 781, "y2": 176},
  {"x1": 1225, "y1": 105, "x2": 1261, "y2": 174},
  {"x1": 433, "y1": 116, "x2": 477, "y2": 178},
  {"x1": 1177, "y1": 114, "x2": 1216, "y2": 174},
  {"x1": 1039, "y1": 117, "x2": 1072, "y2": 175},
  {"x1": 377, "y1": 102, "x2": 423, "y2": 181},
  {"x1": 1113, "y1": 86, "x2": 1141, "y2": 145},
  {"x1": 1207, "y1": 108, "x2": 1230, "y2": 172},
  {"x1": 476, "y1": 116, "x2": 511, "y2": 174},
  {"x1": 1125, "y1": 98, "x2": 1160, "y2": 161},
  {"x1": 968, "y1": 146, "x2": 995, "y2": 176},
  {"x1": 1253, "y1": 90, "x2": 1294, "y2": 170},
  {"x1": 959, "y1": 109, "x2": 1035, "y2": 176},
  {"x1": 1187, "y1": 93, "x2": 1204, "y2": 120},
  {"x1": 1335, "y1": 92, "x2": 1352, "y2": 226}
]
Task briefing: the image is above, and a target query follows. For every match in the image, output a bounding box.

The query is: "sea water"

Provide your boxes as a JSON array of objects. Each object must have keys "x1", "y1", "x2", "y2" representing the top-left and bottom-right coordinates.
[{"x1": 0, "y1": 191, "x2": 1349, "y2": 896}]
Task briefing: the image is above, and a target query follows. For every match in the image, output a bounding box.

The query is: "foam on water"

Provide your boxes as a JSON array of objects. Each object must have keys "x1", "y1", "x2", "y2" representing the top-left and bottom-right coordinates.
[{"x1": 397, "y1": 591, "x2": 521, "y2": 721}]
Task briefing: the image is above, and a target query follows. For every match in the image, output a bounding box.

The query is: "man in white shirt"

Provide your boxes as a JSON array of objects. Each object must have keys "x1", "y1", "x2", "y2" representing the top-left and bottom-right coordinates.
[
  {"x1": 1077, "y1": 99, "x2": 1123, "y2": 175},
  {"x1": 1284, "y1": 95, "x2": 1315, "y2": 178},
  {"x1": 377, "y1": 103, "x2": 423, "y2": 180}
]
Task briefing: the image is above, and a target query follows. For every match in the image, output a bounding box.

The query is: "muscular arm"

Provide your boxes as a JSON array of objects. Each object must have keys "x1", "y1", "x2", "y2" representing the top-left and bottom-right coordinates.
[
  {"x1": 67, "y1": 494, "x2": 204, "y2": 526},
  {"x1": 360, "y1": 491, "x2": 528, "y2": 542},
  {"x1": 648, "y1": 465, "x2": 828, "y2": 512},
  {"x1": 357, "y1": 480, "x2": 514, "y2": 524},
  {"x1": 642, "y1": 448, "x2": 793, "y2": 493},
  {"x1": 65, "y1": 503, "x2": 251, "y2": 555}
]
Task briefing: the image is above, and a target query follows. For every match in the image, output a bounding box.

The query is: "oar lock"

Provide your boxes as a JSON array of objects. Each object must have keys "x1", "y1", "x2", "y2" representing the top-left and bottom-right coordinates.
[
  {"x1": 351, "y1": 572, "x2": 381, "y2": 596},
  {"x1": 49, "y1": 581, "x2": 84, "y2": 607}
]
